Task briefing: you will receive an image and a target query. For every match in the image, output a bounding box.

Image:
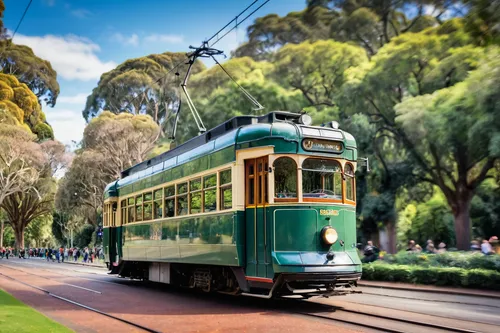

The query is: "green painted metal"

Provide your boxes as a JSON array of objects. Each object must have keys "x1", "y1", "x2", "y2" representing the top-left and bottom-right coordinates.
[
  {"x1": 120, "y1": 211, "x2": 244, "y2": 266},
  {"x1": 268, "y1": 204, "x2": 361, "y2": 274},
  {"x1": 103, "y1": 121, "x2": 357, "y2": 199}
]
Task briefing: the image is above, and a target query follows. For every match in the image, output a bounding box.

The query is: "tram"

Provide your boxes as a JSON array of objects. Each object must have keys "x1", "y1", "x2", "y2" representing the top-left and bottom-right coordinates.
[{"x1": 103, "y1": 111, "x2": 362, "y2": 298}]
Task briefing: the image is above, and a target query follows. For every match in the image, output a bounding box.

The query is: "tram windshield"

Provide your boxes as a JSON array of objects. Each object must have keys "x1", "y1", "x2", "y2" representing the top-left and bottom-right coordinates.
[{"x1": 302, "y1": 158, "x2": 342, "y2": 200}]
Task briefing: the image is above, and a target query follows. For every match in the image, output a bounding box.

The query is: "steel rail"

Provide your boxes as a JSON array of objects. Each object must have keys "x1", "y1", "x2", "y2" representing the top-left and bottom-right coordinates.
[
  {"x1": 0, "y1": 271, "x2": 161, "y2": 333},
  {"x1": 0, "y1": 263, "x2": 102, "y2": 294},
  {"x1": 292, "y1": 301, "x2": 480, "y2": 333}
]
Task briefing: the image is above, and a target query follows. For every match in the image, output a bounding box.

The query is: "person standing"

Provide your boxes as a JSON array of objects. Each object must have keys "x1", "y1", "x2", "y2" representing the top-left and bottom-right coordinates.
[
  {"x1": 481, "y1": 239, "x2": 494, "y2": 255},
  {"x1": 362, "y1": 241, "x2": 380, "y2": 263}
]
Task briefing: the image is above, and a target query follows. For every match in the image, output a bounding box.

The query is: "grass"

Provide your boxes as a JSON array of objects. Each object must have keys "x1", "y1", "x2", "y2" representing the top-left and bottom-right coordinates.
[{"x1": 0, "y1": 289, "x2": 73, "y2": 333}]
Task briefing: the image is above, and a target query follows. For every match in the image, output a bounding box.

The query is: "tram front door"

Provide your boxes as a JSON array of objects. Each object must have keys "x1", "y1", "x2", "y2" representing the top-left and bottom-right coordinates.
[{"x1": 244, "y1": 157, "x2": 270, "y2": 279}]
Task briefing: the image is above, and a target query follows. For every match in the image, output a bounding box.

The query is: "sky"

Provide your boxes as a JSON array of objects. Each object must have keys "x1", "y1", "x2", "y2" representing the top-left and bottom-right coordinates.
[{"x1": 3, "y1": 0, "x2": 305, "y2": 146}]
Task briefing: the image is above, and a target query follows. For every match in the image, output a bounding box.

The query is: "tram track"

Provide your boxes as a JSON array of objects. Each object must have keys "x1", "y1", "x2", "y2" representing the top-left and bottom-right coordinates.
[
  {"x1": 2, "y1": 260, "x2": 497, "y2": 333},
  {"x1": 0, "y1": 269, "x2": 160, "y2": 333},
  {"x1": 291, "y1": 300, "x2": 482, "y2": 333},
  {"x1": 359, "y1": 288, "x2": 500, "y2": 309}
]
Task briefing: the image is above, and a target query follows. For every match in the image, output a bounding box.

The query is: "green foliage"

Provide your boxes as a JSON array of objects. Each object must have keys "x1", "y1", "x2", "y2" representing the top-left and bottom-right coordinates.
[
  {"x1": 0, "y1": 73, "x2": 51, "y2": 140},
  {"x1": 383, "y1": 251, "x2": 500, "y2": 272},
  {"x1": 403, "y1": 191, "x2": 455, "y2": 247},
  {"x1": 0, "y1": 42, "x2": 60, "y2": 107},
  {"x1": 74, "y1": 224, "x2": 94, "y2": 248},
  {"x1": 362, "y1": 261, "x2": 500, "y2": 290},
  {"x1": 83, "y1": 52, "x2": 205, "y2": 135}
]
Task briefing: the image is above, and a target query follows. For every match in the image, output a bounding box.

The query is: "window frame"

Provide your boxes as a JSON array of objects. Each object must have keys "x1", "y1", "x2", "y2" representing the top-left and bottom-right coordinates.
[
  {"x1": 203, "y1": 173, "x2": 217, "y2": 213},
  {"x1": 301, "y1": 157, "x2": 343, "y2": 203},
  {"x1": 344, "y1": 162, "x2": 356, "y2": 204},
  {"x1": 219, "y1": 168, "x2": 233, "y2": 210},
  {"x1": 273, "y1": 156, "x2": 298, "y2": 203}
]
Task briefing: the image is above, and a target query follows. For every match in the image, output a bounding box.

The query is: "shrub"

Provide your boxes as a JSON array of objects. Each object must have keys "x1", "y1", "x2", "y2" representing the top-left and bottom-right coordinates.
[
  {"x1": 382, "y1": 251, "x2": 500, "y2": 272},
  {"x1": 361, "y1": 263, "x2": 500, "y2": 290}
]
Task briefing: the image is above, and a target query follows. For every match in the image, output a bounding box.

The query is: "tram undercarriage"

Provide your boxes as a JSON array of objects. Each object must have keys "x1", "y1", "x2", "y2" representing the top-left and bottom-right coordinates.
[{"x1": 112, "y1": 261, "x2": 361, "y2": 298}]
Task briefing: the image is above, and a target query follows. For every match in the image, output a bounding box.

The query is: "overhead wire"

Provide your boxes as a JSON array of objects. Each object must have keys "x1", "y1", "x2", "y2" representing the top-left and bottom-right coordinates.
[
  {"x1": 117, "y1": 0, "x2": 271, "y2": 137},
  {"x1": 0, "y1": 0, "x2": 34, "y2": 58},
  {"x1": 10, "y1": 0, "x2": 33, "y2": 41}
]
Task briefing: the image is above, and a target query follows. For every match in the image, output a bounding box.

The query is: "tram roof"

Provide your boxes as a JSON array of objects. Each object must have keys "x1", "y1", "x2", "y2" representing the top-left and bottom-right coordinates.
[{"x1": 104, "y1": 111, "x2": 356, "y2": 195}]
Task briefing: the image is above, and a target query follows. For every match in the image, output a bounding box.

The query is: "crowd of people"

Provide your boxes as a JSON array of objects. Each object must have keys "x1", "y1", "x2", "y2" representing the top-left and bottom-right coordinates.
[
  {"x1": 361, "y1": 235, "x2": 499, "y2": 262},
  {"x1": 0, "y1": 246, "x2": 104, "y2": 263}
]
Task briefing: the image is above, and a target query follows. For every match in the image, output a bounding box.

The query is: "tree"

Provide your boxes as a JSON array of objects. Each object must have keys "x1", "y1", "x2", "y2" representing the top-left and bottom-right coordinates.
[
  {"x1": 57, "y1": 112, "x2": 160, "y2": 227},
  {"x1": 339, "y1": 22, "x2": 483, "y2": 250},
  {"x1": 82, "y1": 52, "x2": 204, "y2": 134},
  {"x1": 273, "y1": 40, "x2": 368, "y2": 109},
  {"x1": 1, "y1": 176, "x2": 54, "y2": 250},
  {"x1": 0, "y1": 42, "x2": 60, "y2": 107},
  {"x1": 0, "y1": 125, "x2": 43, "y2": 247},
  {"x1": 0, "y1": 128, "x2": 66, "y2": 250},
  {"x1": 463, "y1": 0, "x2": 500, "y2": 45},
  {"x1": 0, "y1": 73, "x2": 54, "y2": 140},
  {"x1": 82, "y1": 111, "x2": 160, "y2": 177},
  {"x1": 394, "y1": 49, "x2": 500, "y2": 249},
  {"x1": 233, "y1": 0, "x2": 460, "y2": 59}
]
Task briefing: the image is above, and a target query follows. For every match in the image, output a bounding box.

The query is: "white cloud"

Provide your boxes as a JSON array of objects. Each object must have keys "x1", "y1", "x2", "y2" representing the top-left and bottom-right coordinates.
[
  {"x1": 145, "y1": 34, "x2": 184, "y2": 44},
  {"x1": 43, "y1": 0, "x2": 56, "y2": 6},
  {"x1": 45, "y1": 108, "x2": 86, "y2": 146},
  {"x1": 112, "y1": 33, "x2": 139, "y2": 47},
  {"x1": 71, "y1": 9, "x2": 92, "y2": 19},
  {"x1": 58, "y1": 93, "x2": 88, "y2": 105},
  {"x1": 13, "y1": 33, "x2": 116, "y2": 81}
]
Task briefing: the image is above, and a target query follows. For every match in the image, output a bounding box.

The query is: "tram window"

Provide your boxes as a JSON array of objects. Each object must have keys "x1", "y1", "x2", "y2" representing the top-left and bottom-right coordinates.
[
  {"x1": 190, "y1": 178, "x2": 202, "y2": 214},
  {"x1": 345, "y1": 163, "x2": 355, "y2": 201},
  {"x1": 165, "y1": 197, "x2": 175, "y2": 217},
  {"x1": 190, "y1": 178, "x2": 201, "y2": 191},
  {"x1": 153, "y1": 189, "x2": 163, "y2": 219},
  {"x1": 204, "y1": 174, "x2": 217, "y2": 212},
  {"x1": 302, "y1": 158, "x2": 342, "y2": 200},
  {"x1": 190, "y1": 192, "x2": 201, "y2": 214},
  {"x1": 128, "y1": 205, "x2": 135, "y2": 223},
  {"x1": 274, "y1": 157, "x2": 297, "y2": 200},
  {"x1": 177, "y1": 195, "x2": 188, "y2": 216},
  {"x1": 177, "y1": 183, "x2": 188, "y2": 195},
  {"x1": 221, "y1": 187, "x2": 232, "y2": 210},
  {"x1": 143, "y1": 192, "x2": 152, "y2": 220},
  {"x1": 165, "y1": 186, "x2": 175, "y2": 217},
  {"x1": 165, "y1": 186, "x2": 175, "y2": 197},
  {"x1": 103, "y1": 204, "x2": 108, "y2": 227},
  {"x1": 220, "y1": 169, "x2": 231, "y2": 185},
  {"x1": 121, "y1": 200, "x2": 127, "y2": 224},
  {"x1": 144, "y1": 202, "x2": 152, "y2": 220},
  {"x1": 136, "y1": 195, "x2": 143, "y2": 221},
  {"x1": 220, "y1": 169, "x2": 232, "y2": 210}
]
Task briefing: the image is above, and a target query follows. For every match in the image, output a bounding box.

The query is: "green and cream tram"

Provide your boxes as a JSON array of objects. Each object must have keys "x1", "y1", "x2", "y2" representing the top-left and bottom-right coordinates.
[{"x1": 103, "y1": 111, "x2": 361, "y2": 298}]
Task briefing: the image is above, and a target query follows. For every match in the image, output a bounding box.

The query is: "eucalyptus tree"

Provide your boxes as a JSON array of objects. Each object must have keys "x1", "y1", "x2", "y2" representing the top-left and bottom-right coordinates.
[
  {"x1": 234, "y1": 0, "x2": 460, "y2": 59},
  {"x1": 341, "y1": 21, "x2": 493, "y2": 249},
  {"x1": 83, "y1": 52, "x2": 205, "y2": 135},
  {"x1": 57, "y1": 112, "x2": 160, "y2": 226},
  {"x1": 0, "y1": 73, "x2": 53, "y2": 140},
  {"x1": 0, "y1": 42, "x2": 60, "y2": 107}
]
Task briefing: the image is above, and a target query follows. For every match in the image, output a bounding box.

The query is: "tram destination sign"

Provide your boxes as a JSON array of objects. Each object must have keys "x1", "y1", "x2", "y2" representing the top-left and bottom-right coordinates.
[{"x1": 302, "y1": 138, "x2": 343, "y2": 153}]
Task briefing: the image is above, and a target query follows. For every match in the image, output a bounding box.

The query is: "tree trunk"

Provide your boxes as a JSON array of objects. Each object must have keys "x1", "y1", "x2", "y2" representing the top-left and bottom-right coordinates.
[
  {"x1": 453, "y1": 198, "x2": 472, "y2": 250},
  {"x1": 14, "y1": 226, "x2": 24, "y2": 251},
  {"x1": 0, "y1": 220, "x2": 4, "y2": 248},
  {"x1": 385, "y1": 220, "x2": 397, "y2": 254}
]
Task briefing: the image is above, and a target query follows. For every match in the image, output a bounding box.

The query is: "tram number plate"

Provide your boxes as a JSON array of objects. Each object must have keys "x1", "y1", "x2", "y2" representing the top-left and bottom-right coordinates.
[{"x1": 320, "y1": 209, "x2": 339, "y2": 216}]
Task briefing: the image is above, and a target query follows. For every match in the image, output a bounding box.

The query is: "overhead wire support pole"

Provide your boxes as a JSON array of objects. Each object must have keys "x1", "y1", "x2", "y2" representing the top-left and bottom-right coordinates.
[{"x1": 210, "y1": 55, "x2": 264, "y2": 111}]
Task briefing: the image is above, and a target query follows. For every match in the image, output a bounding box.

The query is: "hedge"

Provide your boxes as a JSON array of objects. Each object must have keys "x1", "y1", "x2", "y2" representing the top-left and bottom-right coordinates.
[
  {"x1": 381, "y1": 251, "x2": 500, "y2": 272},
  {"x1": 362, "y1": 262, "x2": 500, "y2": 290}
]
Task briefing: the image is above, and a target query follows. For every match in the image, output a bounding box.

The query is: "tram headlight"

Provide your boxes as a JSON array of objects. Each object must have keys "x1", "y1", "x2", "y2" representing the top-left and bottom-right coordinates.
[
  {"x1": 299, "y1": 114, "x2": 312, "y2": 126},
  {"x1": 321, "y1": 226, "x2": 338, "y2": 245}
]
